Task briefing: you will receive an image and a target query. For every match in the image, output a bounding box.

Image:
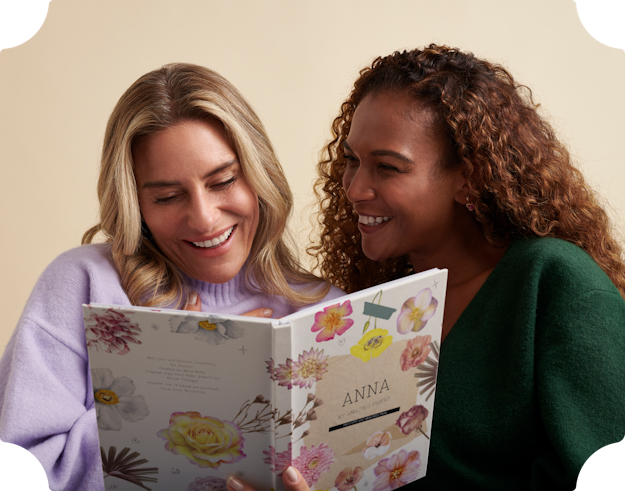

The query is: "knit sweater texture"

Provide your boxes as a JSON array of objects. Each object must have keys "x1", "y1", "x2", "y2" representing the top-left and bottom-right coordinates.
[
  {"x1": 412, "y1": 237, "x2": 625, "y2": 490},
  {"x1": 0, "y1": 243, "x2": 344, "y2": 491}
]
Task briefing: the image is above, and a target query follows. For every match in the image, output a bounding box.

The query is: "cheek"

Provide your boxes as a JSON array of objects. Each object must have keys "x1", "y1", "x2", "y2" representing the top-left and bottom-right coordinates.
[{"x1": 342, "y1": 170, "x2": 353, "y2": 196}]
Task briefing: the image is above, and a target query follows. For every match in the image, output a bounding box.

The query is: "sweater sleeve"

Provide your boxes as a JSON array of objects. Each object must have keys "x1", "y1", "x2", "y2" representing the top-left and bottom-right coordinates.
[
  {"x1": 533, "y1": 285, "x2": 625, "y2": 489},
  {"x1": 0, "y1": 245, "x2": 126, "y2": 491},
  {"x1": 0, "y1": 319, "x2": 103, "y2": 491}
]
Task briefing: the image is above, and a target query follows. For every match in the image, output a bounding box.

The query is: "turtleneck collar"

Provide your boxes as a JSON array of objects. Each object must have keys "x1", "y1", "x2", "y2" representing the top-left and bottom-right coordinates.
[{"x1": 181, "y1": 262, "x2": 257, "y2": 310}]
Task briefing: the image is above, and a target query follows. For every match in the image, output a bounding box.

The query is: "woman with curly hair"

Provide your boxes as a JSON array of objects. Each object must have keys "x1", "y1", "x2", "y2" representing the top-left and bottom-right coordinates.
[{"x1": 307, "y1": 45, "x2": 625, "y2": 490}]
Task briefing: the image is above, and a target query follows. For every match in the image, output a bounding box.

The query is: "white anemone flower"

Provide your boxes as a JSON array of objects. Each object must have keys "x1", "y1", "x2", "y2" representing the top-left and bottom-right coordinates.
[
  {"x1": 397, "y1": 288, "x2": 438, "y2": 334},
  {"x1": 169, "y1": 315, "x2": 244, "y2": 345},
  {"x1": 92, "y1": 368, "x2": 149, "y2": 431}
]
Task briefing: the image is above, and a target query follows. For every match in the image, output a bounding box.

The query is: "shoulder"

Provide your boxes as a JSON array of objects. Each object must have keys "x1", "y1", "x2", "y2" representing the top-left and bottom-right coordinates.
[
  {"x1": 323, "y1": 284, "x2": 346, "y2": 302},
  {"x1": 19, "y1": 244, "x2": 130, "y2": 351},
  {"x1": 45, "y1": 242, "x2": 115, "y2": 273},
  {"x1": 502, "y1": 237, "x2": 620, "y2": 295}
]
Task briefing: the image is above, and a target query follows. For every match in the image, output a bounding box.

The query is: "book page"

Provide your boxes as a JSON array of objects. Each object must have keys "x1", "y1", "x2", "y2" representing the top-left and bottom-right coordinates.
[
  {"x1": 84, "y1": 305, "x2": 275, "y2": 491},
  {"x1": 269, "y1": 269, "x2": 447, "y2": 490}
]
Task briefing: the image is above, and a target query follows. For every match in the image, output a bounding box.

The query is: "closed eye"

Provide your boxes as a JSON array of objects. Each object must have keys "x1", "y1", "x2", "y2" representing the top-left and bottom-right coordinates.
[
  {"x1": 379, "y1": 163, "x2": 399, "y2": 173},
  {"x1": 211, "y1": 176, "x2": 237, "y2": 190},
  {"x1": 153, "y1": 194, "x2": 181, "y2": 205},
  {"x1": 344, "y1": 154, "x2": 359, "y2": 166}
]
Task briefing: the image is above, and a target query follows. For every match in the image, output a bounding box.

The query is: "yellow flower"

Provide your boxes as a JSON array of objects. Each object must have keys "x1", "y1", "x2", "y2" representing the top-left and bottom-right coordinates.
[
  {"x1": 350, "y1": 328, "x2": 392, "y2": 362},
  {"x1": 157, "y1": 411, "x2": 244, "y2": 468}
]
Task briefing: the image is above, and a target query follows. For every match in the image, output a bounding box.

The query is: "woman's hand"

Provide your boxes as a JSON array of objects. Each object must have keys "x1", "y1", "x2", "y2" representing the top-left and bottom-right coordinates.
[
  {"x1": 183, "y1": 291, "x2": 273, "y2": 318},
  {"x1": 226, "y1": 467, "x2": 310, "y2": 491}
]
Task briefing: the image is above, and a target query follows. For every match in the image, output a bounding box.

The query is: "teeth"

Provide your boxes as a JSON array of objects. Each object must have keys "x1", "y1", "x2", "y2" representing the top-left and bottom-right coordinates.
[
  {"x1": 192, "y1": 226, "x2": 234, "y2": 248},
  {"x1": 358, "y1": 215, "x2": 392, "y2": 226}
]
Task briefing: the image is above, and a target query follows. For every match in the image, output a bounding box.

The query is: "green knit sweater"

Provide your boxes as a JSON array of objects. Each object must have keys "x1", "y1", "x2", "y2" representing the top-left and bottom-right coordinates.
[{"x1": 412, "y1": 237, "x2": 625, "y2": 490}]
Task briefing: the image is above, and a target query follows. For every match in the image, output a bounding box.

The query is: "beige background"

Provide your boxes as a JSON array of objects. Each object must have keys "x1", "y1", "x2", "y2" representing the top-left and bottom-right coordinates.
[{"x1": 1, "y1": 0, "x2": 624, "y2": 355}]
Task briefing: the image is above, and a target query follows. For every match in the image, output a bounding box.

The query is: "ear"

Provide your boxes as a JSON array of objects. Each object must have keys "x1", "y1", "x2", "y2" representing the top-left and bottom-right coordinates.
[{"x1": 452, "y1": 170, "x2": 470, "y2": 205}]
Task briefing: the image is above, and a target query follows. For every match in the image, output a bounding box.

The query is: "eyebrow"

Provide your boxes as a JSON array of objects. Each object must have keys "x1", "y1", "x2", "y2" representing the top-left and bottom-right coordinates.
[
  {"x1": 141, "y1": 159, "x2": 240, "y2": 189},
  {"x1": 343, "y1": 142, "x2": 413, "y2": 164}
]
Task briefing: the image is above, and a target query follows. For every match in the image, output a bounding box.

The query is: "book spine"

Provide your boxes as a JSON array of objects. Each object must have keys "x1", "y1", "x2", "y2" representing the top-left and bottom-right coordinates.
[{"x1": 272, "y1": 320, "x2": 292, "y2": 491}]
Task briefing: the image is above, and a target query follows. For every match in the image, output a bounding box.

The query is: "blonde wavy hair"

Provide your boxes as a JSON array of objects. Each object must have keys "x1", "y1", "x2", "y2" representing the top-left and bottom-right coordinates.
[
  {"x1": 309, "y1": 45, "x2": 625, "y2": 297},
  {"x1": 83, "y1": 63, "x2": 328, "y2": 307}
]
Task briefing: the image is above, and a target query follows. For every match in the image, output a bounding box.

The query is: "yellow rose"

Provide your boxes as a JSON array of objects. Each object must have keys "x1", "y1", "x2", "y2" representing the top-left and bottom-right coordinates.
[
  {"x1": 350, "y1": 328, "x2": 393, "y2": 362},
  {"x1": 157, "y1": 411, "x2": 245, "y2": 468}
]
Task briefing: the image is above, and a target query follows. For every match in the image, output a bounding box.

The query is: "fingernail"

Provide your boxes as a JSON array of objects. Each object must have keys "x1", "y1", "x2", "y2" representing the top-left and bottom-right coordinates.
[
  {"x1": 285, "y1": 466, "x2": 299, "y2": 484},
  {"x1": 262, "y1": 309, "x2": 273, "y2": 318},
  {"x1": 227, "y1": 475, "x2": 244, "y2": 491},
  {"x1": 187, "y1": 291, "x2": 198, "y2": 306}
]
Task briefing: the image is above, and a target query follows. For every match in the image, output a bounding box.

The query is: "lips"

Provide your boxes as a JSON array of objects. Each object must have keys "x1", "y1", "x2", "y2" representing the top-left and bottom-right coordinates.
[{"x1": 190, "y1": 226, "x2": 234, "y2": 248}]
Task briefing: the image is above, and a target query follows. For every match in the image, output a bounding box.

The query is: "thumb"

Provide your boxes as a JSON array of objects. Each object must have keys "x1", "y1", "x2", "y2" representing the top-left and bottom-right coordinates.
[
  {"x1": 183, "y1": 291, "x2": 202, "y2": 312},
  {"x1": 241, "y1": 308, "x2": 273, "y2": 318},
  {"x1": 282, "y1": 466, "x2": 311, "y2": 491}
]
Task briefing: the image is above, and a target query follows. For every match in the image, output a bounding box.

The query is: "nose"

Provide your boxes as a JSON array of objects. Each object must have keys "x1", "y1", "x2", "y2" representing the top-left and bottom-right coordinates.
[
  {"x1": 187, "y1": 190, "x2": 221, "y2": 233},
  {"x1": 343, "y1": 165, "x2": 376, "y2": 203}
]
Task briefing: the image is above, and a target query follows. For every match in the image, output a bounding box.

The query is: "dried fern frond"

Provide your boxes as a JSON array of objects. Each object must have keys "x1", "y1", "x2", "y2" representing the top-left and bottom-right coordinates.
[{"x1": 101, "y1": 446, "x2": 158, "y2": 491}]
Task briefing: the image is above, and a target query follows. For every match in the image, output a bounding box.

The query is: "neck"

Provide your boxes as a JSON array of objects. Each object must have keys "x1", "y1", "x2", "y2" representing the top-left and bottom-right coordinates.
[
  {"x1": 407, "y1": 211, "x2": 508, "y2": 341},
  {"x1": 407, "y1": 213, "x2": 507, "y2": 287}
]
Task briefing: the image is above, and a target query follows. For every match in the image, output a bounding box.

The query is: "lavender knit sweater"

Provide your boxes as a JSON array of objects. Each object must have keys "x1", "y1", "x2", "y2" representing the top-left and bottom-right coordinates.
[{"x1": 0, "y1": 243, "x2": 344, "y2": 491}]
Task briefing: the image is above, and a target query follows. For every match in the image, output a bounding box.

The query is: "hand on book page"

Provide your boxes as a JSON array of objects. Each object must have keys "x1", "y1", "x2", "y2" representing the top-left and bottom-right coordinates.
[
  {"x1": 227, "y1": 466, "x2": 310, "y2": 491},
  {"x1": 183, "y1": 290, "x2": 273, "y2": 317}
]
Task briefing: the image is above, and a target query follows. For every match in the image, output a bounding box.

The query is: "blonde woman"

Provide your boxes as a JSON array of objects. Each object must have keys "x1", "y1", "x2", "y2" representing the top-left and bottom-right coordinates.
[{"x1": 0, "y1": 63, "x2": 342, "y2": 491}]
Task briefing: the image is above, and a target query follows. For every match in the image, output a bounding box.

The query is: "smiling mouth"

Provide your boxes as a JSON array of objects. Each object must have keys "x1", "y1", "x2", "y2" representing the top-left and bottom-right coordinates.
[
  {"x1": 190, "y1": 226, "x2": 234, "y2": 248},
  {"x1": 358, "y1": 215, "x2": 393, "y2": 226}
]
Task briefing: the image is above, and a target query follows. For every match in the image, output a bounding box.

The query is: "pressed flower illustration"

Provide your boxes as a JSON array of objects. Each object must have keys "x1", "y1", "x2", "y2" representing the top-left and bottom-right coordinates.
[
  {"x1": 85, "y1": 309, "x2": 141, "y2": 355},
  {"x1": 273, "y1": 358, "x2": 294, "y2": 389},
  {"x1": 396, "y1": 404, "x2": 429, "y2": 438},
  {"x1": 414, "y1": 340, "x2": 440, "y2": 401},
  {"x1": 187, "y1": 476, "x2": 228, "y2": 491},
  {"x1": 92, "y1": 368, "x2": 149, "y2": 431},
  {"x1": 311, "y1": 301, "x2": 354, "y2": 342},
  {"x1": 170, "y1": 314, "x2": 244, "y2": 345},
  {"x1": 157, "y1": 411, "x2": 245, "y2": 469},
  {"x1": 335, "y1": 466, "x2": 364, "y2": 491},
  {"x1": 372, "y1": 449, "x2": 421, "y2": 491},
  {"x1": 263, "y1": 442, "x2": 293, "y2": 476},
  {"x1": 397, "y1": 288, "x2": 438, "y2": 334},
  {"x1": 292, "y1": 348, "x2": 329, "y2": 389},
  {"x1": 266, "y1": 359, "x2": 276, "y2": 380},
  {"x1": 350, "y1": 328, "x2": 393, "y2": 362},
  {"x1": 363, "y1": 431, "x2": 392, "y2": 459},
  {"x1": 293, "y1": 443, "x2": 336, "y2": 487},
  {"x1": 399, "y1": 335, "x2": 432, "y2": 371},
  {"x1": 101, "y1": 446, "x2": 158, "y2": 491}
]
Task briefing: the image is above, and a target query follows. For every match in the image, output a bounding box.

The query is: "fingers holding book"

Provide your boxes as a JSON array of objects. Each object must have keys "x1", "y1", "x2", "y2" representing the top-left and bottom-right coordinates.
[{"x1": 226, "y1": 466, "x2": 310, "y2": 491}]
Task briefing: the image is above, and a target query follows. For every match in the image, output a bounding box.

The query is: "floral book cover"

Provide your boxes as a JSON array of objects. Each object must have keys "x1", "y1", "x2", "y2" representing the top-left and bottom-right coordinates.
[{"x1": 83, "y1": 267, "x2": 447, "y2": 491}]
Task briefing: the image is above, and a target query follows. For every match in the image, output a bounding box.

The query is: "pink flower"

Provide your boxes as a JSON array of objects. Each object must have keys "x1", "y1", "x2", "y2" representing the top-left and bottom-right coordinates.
[
  {"x1": 363, "y1": 431, "x2": 392, "y2": 459},
  {"x1": 85, "y1": 309, "x2": 141, "y2": 355},
  {"x1": 396, "y1": 405, "x2": 429, "y2": 435},
  {"x1": 399, "y1": 335, "x2": 432, "y2": 371},
  {"x1": 397, "y1": 288, "x2": 438, "y2": 334},
  {"x1": 311, "y1": 301, "x2": 354, "y2": 342},
  {"x1": 263, "y1": 443, "x2": 292, "y2": 476},
  {"x1": 292, "y1": 348, "x2": 329, "y2": 389},
  {"x1": 274, "y1": 358, "x2": 294, "y2": 389},
  {"x1": 266, "y1": 359, "x2": 276, "y2": 381},
  {"x1": 293, "y1": 443, "x2": 335, "y2": 487},
  {"x1": 372, "y1": 449, "x2": 421, "y2": 491},
  {"x1": 335, "y1": 466, "x2": 364, "y2": 491}
]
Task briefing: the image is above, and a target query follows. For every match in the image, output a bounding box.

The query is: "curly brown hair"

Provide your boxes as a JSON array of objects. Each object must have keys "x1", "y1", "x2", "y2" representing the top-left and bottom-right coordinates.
[{"x1": 309, "y1": 44, "x2": 625, "y2": 297}]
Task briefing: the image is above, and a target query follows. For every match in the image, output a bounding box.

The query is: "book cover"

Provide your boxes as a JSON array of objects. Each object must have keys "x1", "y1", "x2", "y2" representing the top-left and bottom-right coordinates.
[{"x1": 84, "y1": 268, "x2": 447, "y2": 491}]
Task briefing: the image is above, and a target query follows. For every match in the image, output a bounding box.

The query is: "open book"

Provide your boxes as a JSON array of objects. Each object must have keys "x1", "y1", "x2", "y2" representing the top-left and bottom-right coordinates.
[{"x1": 84, "y1": 268, "x2": 447, "y2": 491}]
